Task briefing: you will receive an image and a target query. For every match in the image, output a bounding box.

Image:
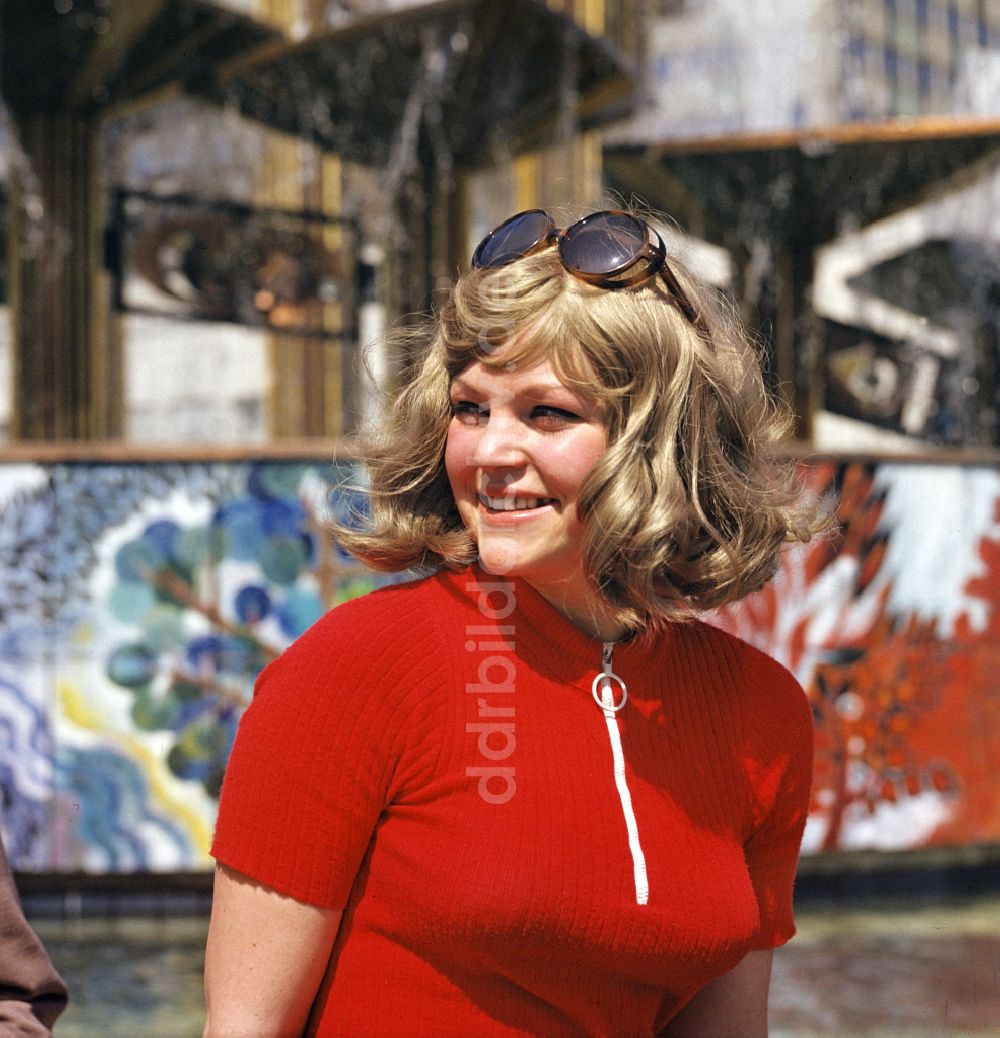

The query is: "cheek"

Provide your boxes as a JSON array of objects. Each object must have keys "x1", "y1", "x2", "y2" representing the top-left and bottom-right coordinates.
[
  {"x1": 554, "y1": 435, "x2": 607, "y2": 500},
  {"x1": 444, "y1": 423, "x2": 471, "y2": 490}
]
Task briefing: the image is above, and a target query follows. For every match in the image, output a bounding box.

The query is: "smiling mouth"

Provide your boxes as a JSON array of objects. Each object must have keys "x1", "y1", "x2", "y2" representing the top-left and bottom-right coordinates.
[{"x1": 479, "y1": 494, "x2": 556, "y2": 512}]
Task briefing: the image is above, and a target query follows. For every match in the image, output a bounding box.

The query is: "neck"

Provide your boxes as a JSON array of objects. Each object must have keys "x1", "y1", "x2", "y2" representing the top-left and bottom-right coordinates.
[{"x1": 527, "y1": 578, "x2": 631, "y2": 643}]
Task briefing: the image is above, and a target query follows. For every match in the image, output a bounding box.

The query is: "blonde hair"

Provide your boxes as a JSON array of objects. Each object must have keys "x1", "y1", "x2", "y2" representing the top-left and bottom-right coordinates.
[{"x1": 336, "y1": 239, "x2": 819, "y2": 628}]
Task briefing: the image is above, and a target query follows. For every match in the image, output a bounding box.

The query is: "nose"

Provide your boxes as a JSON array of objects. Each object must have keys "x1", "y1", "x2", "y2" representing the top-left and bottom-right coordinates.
[{"x1": 469, "y1": 412, "x2": 526, "y2": 471}]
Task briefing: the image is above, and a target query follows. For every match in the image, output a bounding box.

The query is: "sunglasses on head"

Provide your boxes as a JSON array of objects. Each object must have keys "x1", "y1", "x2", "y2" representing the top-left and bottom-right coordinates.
[{"x1": 471, "y1": 209, "x2": 706, "y2": 334}]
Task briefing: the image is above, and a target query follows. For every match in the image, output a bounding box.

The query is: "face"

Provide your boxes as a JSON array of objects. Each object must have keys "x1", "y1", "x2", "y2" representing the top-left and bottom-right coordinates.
[{"x1": 445, "y1": 348, "x2": 608, "y2": 618}]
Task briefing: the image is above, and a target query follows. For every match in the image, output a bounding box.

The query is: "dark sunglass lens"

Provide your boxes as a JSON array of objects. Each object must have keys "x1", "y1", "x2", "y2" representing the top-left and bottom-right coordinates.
[
  {"x1": 473, "y1": 210, "x2": 554, "y2": 268},
  {"x1": 560, "y1": 212, "x2": 647, "y2": 276}
]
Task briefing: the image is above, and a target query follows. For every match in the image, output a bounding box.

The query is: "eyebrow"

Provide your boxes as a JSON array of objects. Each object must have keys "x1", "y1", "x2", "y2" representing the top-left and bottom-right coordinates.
[{"x1": 449, "y1": 375, "x2": 585, "y2": 401}]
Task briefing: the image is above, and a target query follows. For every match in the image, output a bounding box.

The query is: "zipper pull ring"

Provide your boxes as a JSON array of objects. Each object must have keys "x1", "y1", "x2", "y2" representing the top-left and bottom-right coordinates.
[{"x1": 592, "y1": 641, "x2": 628, "y2": 714}]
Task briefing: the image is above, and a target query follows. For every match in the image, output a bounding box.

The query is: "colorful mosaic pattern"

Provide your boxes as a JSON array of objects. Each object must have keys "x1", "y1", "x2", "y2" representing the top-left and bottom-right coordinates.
[
  {"x1": 1, "y1": 457, "x2": 998, "y2": 873},
  {"x1": 712, "y1": 460, "x2": 1000, "y2": 855},
  {"x1": 0, "y1": 459, "x2": 384, "y2": 872}
]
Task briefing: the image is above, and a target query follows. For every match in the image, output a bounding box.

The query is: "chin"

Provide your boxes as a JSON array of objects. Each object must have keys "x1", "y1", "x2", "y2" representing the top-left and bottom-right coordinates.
[{"x1": 476, "y1": 549, "x2": 525, "y2": 579}]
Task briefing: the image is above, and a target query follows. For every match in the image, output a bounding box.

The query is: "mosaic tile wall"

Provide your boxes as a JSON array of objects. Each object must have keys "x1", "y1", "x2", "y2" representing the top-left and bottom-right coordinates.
[
  {"x1": 1, "y1": 456, "x2": 998, "y2": 872},
  {"x1": 0, "y1": 459, "x2": 385, "y2": 872}
]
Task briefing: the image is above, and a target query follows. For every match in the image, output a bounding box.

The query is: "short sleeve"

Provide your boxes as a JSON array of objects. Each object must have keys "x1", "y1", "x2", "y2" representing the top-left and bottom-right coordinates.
[
  {"x1": 211, "y1": 586, "x2": 447, "y2": 909},
  {"x1": 740, "y1": 655, "x2": 815, "y2": 949}
]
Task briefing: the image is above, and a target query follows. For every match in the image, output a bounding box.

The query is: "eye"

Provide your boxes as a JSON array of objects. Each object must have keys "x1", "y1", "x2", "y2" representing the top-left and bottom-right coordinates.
[
  {"x1": 451, "y1": 400, "x2": 487, "y2": 424},
  {"x1": 531, "y1": 405, "x2": 581, "y2": 429}
]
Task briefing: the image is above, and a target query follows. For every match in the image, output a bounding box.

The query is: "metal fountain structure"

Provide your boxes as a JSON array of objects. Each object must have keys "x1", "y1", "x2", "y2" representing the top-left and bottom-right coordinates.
[{"x1": 0, "y1": 0, "x2": 638, "y2": 439}]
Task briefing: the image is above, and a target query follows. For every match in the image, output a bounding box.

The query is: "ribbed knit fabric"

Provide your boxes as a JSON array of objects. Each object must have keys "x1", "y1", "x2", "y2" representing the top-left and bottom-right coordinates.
[{"x1": 211, "y1": 565, "x2": 813, "y2": 1037}]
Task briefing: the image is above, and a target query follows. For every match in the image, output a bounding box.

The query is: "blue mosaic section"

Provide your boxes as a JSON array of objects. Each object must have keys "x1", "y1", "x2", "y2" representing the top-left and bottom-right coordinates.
[{"x1": 0, "y1": 459, "x2": 383, "y2": 872}]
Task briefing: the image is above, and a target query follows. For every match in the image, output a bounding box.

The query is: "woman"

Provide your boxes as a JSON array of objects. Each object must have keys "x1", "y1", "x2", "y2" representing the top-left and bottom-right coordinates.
[{"x1": 203, "y1": 209, "x2": 819, "y2": 1037}]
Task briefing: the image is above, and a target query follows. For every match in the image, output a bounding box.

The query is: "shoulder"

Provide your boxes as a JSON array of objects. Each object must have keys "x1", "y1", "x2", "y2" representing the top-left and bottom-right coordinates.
[
  {"x1": 680, "y1": 619, "x2": 813, "y2": 742},
  {"x1": 232, "y1": 571, "x2": 468, "y2": 778},
  {"x1": 681, "y1": 619, "x2": 804, "y2": 692},
  {"x1": 310, "y1": 568, "x2": 449, "y2": 629},
  {"x1": 254, "y1": 568, "x2": 472, "y2": 696},
  {"x1": 279, "y1": 568, "x2": 455, "y2": 656}
]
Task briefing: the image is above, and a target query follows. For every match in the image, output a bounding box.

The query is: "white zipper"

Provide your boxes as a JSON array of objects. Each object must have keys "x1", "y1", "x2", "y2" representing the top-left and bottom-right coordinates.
[{"x1": 592, "y1": 642, "x2": 649, "y2": 906}]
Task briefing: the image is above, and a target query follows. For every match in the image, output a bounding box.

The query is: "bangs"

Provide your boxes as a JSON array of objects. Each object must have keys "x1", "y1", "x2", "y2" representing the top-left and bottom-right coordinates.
[{"x1": 441, "y1": 254, "x2": 619, "y2": 406}]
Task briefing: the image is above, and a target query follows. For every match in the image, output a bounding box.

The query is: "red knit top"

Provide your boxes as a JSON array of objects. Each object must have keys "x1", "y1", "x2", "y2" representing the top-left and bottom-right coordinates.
[{"x1": 211, "y1": 566, "x2": 813, "y2": 1036}]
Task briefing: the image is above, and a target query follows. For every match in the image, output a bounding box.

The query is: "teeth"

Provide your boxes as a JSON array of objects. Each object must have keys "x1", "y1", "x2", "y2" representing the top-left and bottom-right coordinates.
[{"x1": 482, "y1": 495, "x2": 549, "y2": 511}]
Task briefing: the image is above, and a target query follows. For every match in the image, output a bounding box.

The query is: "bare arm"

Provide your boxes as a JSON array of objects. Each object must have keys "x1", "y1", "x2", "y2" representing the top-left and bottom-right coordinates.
[
  {"x1": 661, "y1": 948, "x2": 774, "y2": 1038},
  {"x1": 203, "y1": 863, "x2": 343, "y2": 1038}
]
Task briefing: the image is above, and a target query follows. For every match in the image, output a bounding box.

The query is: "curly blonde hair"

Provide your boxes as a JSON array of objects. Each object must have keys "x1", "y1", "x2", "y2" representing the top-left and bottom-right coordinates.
[{"x1": 335, "y1": 236, "x2": 819, "y2": 628}]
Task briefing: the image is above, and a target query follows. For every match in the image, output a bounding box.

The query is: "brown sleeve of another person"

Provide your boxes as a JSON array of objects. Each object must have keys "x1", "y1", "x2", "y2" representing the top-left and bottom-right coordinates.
[{"x1": 0, "y1": 838, "x2": 68, "y2": 1036}]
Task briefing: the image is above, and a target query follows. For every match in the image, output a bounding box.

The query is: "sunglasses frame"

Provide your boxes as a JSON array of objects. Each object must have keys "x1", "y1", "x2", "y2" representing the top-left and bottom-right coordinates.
[{"x1": 471, "y1": 209, "x2": 706, "y2": 333}]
